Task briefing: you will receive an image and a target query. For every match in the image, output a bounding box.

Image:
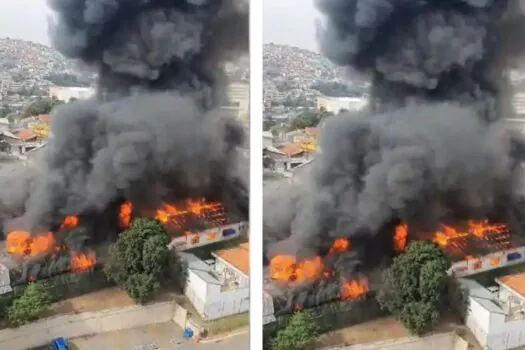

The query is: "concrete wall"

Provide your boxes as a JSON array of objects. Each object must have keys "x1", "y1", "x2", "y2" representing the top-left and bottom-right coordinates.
[
  {"x1": 202, "y1": 286, "x2": 249, "y2": 320},
  {"x1": 465, "y1": 298, "x2": 490, "y2": 347},
  {"x1": 0, "y1": 301, "x2": 177, "y2": 349},
  {"x1": 328, "y1": 332, "x2": 468, "y2": 350},
  {"x1": 486, "y1": 313, "x2": 525, "y2": 350}
]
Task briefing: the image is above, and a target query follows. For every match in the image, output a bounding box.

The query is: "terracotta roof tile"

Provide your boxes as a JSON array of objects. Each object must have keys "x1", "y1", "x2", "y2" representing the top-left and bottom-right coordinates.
[
  {"x1": 15, "y1": 128, "x2": 37, "y2": 141},
  {"x1": 213, "y1": 242, "x2": 249, "y2": 276},
  {"x1": 278, "y1": 143, "x2": 304, "y2": 157},
  {"x1": 498, "y1": 272, "x2": 525, "y2": 298}
]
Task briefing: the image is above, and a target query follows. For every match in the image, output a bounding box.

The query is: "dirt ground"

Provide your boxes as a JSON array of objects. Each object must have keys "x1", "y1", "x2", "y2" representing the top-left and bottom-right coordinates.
[{"x1": 306, "y1": 317, "x2": 482, "y2": 350}]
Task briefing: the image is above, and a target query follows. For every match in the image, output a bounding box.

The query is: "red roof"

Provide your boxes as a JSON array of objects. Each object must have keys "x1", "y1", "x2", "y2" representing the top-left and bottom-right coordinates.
[
  {"x1": 15, "y1": 128, "x2": 37, "y2": 141},
  {"x1": 278, "y1": 143, "x2": 304, "y2": 157},
  {"x1": 498, "y1": 272, "x2": 525, "y2": 298},
  {"x1": 213, "y1": 242, "x2": 249, "y2": 276}
]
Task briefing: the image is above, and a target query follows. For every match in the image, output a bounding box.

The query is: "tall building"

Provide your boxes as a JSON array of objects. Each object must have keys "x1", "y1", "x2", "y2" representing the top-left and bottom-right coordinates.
[{"x1": 227, "y1": 83, "x2": 250, "y2": 127}]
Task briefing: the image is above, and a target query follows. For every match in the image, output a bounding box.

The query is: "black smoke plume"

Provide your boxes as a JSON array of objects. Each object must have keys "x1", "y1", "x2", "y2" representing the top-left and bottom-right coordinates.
[
  {"x1": 265, "y1": 0, "x2": 525, "y2": 269},
  {"x1": 1, "y1": 0, "x2": 249, "y2": 245}
]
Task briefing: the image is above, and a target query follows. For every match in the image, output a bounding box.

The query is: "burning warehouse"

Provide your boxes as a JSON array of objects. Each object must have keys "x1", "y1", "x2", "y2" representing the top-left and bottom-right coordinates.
[
  {"x1": 264, "y1": 0, "x2": 525, "y2": 315},
  {"x1": 0, "y1": 0, "x2": 249, "y2": 289}
]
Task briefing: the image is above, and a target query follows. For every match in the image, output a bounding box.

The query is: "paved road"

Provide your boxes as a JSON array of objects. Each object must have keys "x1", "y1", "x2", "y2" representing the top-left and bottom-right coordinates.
[{"x1": 70, "y1": 322, "x2": 249, "y2": 350}]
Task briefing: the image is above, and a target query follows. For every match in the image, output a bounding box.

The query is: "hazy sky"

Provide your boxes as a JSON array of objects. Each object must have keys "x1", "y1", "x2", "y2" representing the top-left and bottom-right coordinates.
[
  {"x1": 0, "y1": 0, "x2": 51, "y2": 44},
  {"x1": 0, "y1": 0, "x2": 320, "y2": 51},
  {"x1": 263, "y1": 0, "x2": 319, "y2": 52}
]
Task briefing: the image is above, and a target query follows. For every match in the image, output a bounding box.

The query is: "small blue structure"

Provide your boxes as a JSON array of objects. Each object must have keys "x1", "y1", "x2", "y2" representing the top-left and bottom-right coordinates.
[
  {"x1": 183, "y1": 328, "x2": 194, "y2": 339},
  {"x1": 51, "y1": 337, "x2": 69, "y2": 350}
]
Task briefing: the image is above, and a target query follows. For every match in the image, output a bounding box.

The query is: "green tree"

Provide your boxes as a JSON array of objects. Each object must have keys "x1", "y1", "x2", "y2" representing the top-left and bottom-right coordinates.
[
  {"x1": 104, "y1": 218, "x2": 185, "y2": 303},
  {"x1": 24, "y1": 98, "x2": 64, "y2": 117},
  {"x1": 288, "y1": 108, "x2": 333, "y2": 131},
  {"x1": 377, "y1": 241, "x2": 459, "y2": 335},
  {"x1": 7, "y1": 282, "x2": 51, "y2": 327},
  {"x1": 270, "y1": 310, "x2": 320, "y2": 350}
]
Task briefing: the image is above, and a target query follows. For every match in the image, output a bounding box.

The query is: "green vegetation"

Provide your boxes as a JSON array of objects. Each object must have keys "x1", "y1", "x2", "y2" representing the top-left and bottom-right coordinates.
[
  {"x1": 287, "y1": 108, "x2": 334, "y2": 131},
  {"x1": 377, "y1": 241, "x2": 467, "y2": 334},
  {"x1": 104, "y1": 218, "x2": 186, "y2": 303},
  {"x1": 24, "y1": 98, "x2": 64, "y2": 117},
  {"x1": 7, "y1": 282, "x2": 51, "y2": 327},
  {"x1": 270, "y1": 310, "x2": 320, "y2": 350}
]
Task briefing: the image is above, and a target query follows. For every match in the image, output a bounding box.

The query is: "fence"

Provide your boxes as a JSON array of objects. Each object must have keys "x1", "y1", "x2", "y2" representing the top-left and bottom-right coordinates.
[
  {"x1": 263, "y1": 297, "x2": 386, "y2": 349},
  {"x1": 0, "y1": 269, "x2": 113, "y2": 316}
]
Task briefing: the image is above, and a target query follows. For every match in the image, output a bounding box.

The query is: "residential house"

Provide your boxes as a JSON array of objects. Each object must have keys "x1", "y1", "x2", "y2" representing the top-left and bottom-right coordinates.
[
  {"x1": 463, "y1": 271, "x2": 525, "y2": 350},
  {"x1": 182, "y1": 242, "x2": 250, "y2": 321}
]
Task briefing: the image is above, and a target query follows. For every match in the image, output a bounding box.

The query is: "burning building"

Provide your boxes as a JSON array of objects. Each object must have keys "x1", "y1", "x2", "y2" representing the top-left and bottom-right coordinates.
[
  {"x1": 264, "y1": 0, "x2": 525, "y2": 314},
  {"x1": 0, "y1": 0, "x2": 249, "y2": 288}
]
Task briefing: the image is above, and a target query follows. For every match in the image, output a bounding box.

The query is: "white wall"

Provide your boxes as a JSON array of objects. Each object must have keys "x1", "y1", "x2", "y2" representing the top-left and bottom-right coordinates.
[
  {"x1": 486, "y1": 312, "x2": 525, "y2": 350},
  {"x1": 465, "y1": 298, "x2": 490, "y2": 347},
  {"x1": 185, "y1": 266, "x2": 249, "y2": 321},
  {"x1": 0, "y1": 301, "x2": 175, "y2": 349}
]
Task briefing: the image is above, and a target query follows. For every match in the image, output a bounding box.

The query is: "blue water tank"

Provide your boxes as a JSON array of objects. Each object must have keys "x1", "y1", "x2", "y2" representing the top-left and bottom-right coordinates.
[{"x1": 51, "y1": 337, "x2": 69, "y2": 350}]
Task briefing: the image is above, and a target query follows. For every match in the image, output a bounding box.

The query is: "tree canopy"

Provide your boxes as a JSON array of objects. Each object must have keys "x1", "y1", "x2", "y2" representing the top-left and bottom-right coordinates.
[
  {"x1": 24, "y1": 98, "x2": 64, "y2": 118},
  {"x1": 270, "y1": 310, "x2": 320, "y2": 350},
  {"x1": 288, "y1": 108, "x2": 333, "y2": 131},
  {"x1": 7, "y1": 282, "x2": 51, "y2": 327},
  {"x1": 104, "y1": 218, "x2": 186, "y2": 303},
  {"x1": 377, "y1": 241, "x2": 465, "y2": 334}
]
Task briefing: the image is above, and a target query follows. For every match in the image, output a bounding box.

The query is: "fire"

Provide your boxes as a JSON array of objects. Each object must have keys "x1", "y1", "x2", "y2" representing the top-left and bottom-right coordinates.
[
  {"x1": 340, "y1": 277, "x2": 369, "y2": 300},
  {"x1": 295, "y1": 256, "x2": 323, "y2": 283},
  {"x1": 329, "y1": 239, "x2": 350, "y2": 254},
  {"x1": 154, "y1": 199, "x2": 227, "y2": 227},
  {"x1": 28, "y1": 233, "x2": 55, "y2": 257},
  {"x1": 269, "y1": 238, "x2": 368, "y2": 301},
  {"x1": 393, "y1": 223, "x2": 408, "y2": 252},
  {"x1": 270, "y1": 255, "x2": 297, "y2": 282},
  {"x1": 7, "y1": 231, "x2": 31, "y2": 256},
  {"x1": 60, "y1": 216, "x2": 79, "y2": 230},
  {"x1": 431, "y1": 220, "x2": 508, "y2": 248},
  {"x1": 119, "y1": 201, "x2": 133, "y2": 228},
  {"x1": 7, "y1": 231, "x2": 54, "y2": 257},
  {"x1": 70, "y1": 251, "x2": 96, "y2": 272},
  {"x1": 7, "y1": 215, "x2": 81, "y2": 257}
]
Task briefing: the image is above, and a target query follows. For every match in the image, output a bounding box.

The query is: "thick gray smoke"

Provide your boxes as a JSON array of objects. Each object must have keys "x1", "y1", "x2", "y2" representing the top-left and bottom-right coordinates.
[
  {"x1": 265, "y1": 0, "x2": 525, "y2": 261},
  {"x1": 1, "y1": 0, "x2": 248, "y2": 236}
]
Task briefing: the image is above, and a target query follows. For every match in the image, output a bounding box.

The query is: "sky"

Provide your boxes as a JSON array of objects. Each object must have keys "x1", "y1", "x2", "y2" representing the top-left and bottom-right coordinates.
[
  {"x1": 263, "y1": 0, "x2": 320, "y2": 52},
  {"x1": 0, "y1": 0, "x2": 51, "y2": 44},
  {"x1": 0, "y1": 0, "x2": 320, "y2": 51}
]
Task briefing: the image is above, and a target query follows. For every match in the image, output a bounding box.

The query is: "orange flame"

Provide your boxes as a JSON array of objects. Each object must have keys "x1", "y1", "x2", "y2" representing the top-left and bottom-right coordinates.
[
  {"x1": 269, "y1": 239, "x2": 369, "y2": 301},
  {"x1": 70, "y1": 251, "x2": 96, "y2": 272},
  {"x1": 7, "y1": 231, "x2": 31, "y2": 256},
  {"x1": 393, "y1": 223, "x2": 408, "y2": 252},
  {"x1": 7, "y1": 231, "x2": 54, "y2": 257},
  {"x1": 270, "y1": 255, "x2": 297, "y2": 282},
  {"x1": 60, "y1": 216, "x2": 79, "y2": 230},
  {"x1": 329, "y1": 239, "x2": 350, "y2": 254},
  {"x1": 119, "y1": 201, "x2": 133, "y2": 228},
  {"x1": 29, "y1": 232, "x2": 55, "y2": 257},
  {"x1": 154, "y1": 199, "x2": 226, "y2": 227},
  {"x1": 431, "y1": 220, "x2": 508, "y2": 248},
  {"x1": 340, "y1": 277, "x2": 369, "y2": 300},
  {"x1": 295, "y1": 256, "x2": 324, "y2": 283}
]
